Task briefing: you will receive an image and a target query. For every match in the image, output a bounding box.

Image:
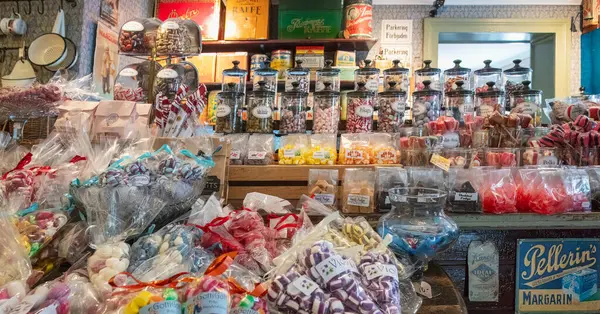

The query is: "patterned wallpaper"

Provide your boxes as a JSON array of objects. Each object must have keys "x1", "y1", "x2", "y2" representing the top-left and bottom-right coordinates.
[
  {"x1": 370, "y1": 5, "x2": 582, "y2": 94},
  {"x1": 0, "y1": 0, "x2": 83, "y2": 82}
]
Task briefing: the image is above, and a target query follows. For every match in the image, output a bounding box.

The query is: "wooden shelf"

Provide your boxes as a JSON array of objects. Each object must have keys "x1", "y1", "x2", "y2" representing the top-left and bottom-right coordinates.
[
  {"x1": 205, "y1": 80, "x2": 356, "y2": 91},
  {"x1": 201, "y1": 38, "x2": 378, "y2": 54}
]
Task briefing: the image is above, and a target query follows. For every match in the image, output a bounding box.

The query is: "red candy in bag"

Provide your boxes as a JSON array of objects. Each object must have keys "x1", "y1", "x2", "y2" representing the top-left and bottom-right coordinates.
[{"x1": 480, "y1": 169, "x2": 517, "y2": 214}]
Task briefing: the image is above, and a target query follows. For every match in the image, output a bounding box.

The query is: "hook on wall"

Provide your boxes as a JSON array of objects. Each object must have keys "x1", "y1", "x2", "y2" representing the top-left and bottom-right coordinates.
[
  {"x1": 37, "y1": 0, "x2": 44, "y2": 14},
  {"x1": 24, "y1": 0, "x2": 32, "y2": 14},
  {"x1": 13, "y1": 1, "x2": 19, "y2": 15}
]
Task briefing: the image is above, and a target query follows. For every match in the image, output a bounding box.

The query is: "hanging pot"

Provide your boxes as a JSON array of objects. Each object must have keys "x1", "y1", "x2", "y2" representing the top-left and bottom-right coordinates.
[
  {"x1": 28, "y1": 9, "x2": 67, "y2": 67},
  {"x1": 2, "y1": 47, "x2": 36, "y2": 87}
]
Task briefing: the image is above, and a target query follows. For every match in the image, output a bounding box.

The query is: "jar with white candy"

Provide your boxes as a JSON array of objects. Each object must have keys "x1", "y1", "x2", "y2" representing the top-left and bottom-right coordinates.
[
  {"x1": 87, "y1": 242, "x2": 130, "y2": 296},
  {"x1": 377, "y1": 81, "x2": 407, "y2": 133},
  {"x1": 444, "y1": 81, "x2": 474, "y2": 123},
  {"x1": 383, "y1": 59, "x2": 410, "y2": 93},
  {"x1": 354, "y1": 59, "x2": 380, "y2": 93},
  {"x1": 279, "y1": 81, "x2": 308, "y2": 134},
  {"x1": 411, "y1": 80, "x2": 441, "y2": 127},
  {"x1": 313, "y1": 82, "x2": 340, "y2": 134},
  {"x1": 510, "y1": 80, "x2": 542, "y2": 126}
]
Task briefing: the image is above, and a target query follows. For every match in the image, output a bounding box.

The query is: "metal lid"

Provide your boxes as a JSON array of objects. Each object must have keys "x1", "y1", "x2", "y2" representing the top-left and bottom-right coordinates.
[
  {"x1": 314, "y1": 82, "x2": 340, "y2": 97},
  {"x1": 282, "y1": 81, "x2": 308, "y2": 97},
  {"x1": 503, "y1": 59, "x2": 532, "y2": 75},
  {"x1": 379, "y1": 82, "x2": 407, "y2": 97},
  {"x1": 444, "y1": 59, "x2": 471, "y2": 76},
  {"x1": 384, "y1": 60, "x2": 409, "y2": 75},
  {"x1": 317, "y1": 60, "x2": 341, "y2": 76},
  {"x1": 218, "y1": 83, "x2": 244, "y2": 99},
  {"x1": 248, "y1": 81, "x2": 276, "y2": 97},
  {"x1": 355, "y1": 59, "x2": 380, "y2": 76},
  {"x1": 415, "y1": 60, "x2": 441, "y2": 75},
  {"x1": 287, "y1": 60, "x2": 310, "y2": 75},
  {"x1": 474, "y1": 60, "x2": 502, "y2": 75},
  {"x1": 255, "y1": 60, "x2": 278, "y2": 76},
  {"x1": 445, "y1": 81, "x2": 473, "y2": 97},
  {"x1": 348, "y1": 82, "x2": 376, "y2": 97},
  {"x1": 476, "y1": 82, "x2": 504, "y2": 98},
  {"x1": 512, "y1": 81, "x2": 542, "y2": 97},
  {"x1": 223, "y1": 60, "x2": 248, "y2": 77},
  {"x1": 412, "y1": 80, "x2": 442, "y2": 97}
]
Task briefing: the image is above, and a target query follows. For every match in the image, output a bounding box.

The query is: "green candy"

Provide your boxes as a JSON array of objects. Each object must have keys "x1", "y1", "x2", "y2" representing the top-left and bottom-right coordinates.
[
  {"x1": 239, "y1": 295, "x2": 255, "y2": 308},
  {"x1": 163, "y1": 288, "x2": 178, "y2": 301}
]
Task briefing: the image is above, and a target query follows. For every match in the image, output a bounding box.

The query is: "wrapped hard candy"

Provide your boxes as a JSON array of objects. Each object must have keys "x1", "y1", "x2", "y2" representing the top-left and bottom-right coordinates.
[
  {"x1": 231, "y1": 294, "x2": 268, "y2": 313},
  {"x1": 88, "y1": 242, "x2": 130, "y2": 297},
  {"x1": 159, "y1": 157, "x2": 181, "y2": 177},
  {"x1": 183, "y1": 276, "x2": 230, "y2": 314},
  {"x1": 100, "y1": 168, "x2": 127, "y2": 187},
  {"x1": 346, "y1": 94, "x2": 375, "y2": 133},
  {"x1": 358, "y1": 253, "x2": 401, "y2": 314}
]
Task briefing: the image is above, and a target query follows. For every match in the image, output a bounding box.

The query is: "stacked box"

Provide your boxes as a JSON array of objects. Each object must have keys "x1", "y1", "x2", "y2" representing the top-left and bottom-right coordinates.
[
  {"x1": 562, "y1": 268, "x2": 598, "y2": 302},
  {"x1": 224, "y1": 0, "x2": 270, "y2": 40},
  {"x1": 278, "y1": 0, "x2": 343, "y2": 39}
]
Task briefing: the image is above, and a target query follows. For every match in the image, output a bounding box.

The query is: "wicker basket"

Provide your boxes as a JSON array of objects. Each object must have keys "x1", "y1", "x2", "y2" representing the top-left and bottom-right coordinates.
[{"x1": 6, "y1": 116, "x2": 57, "y2": 146}]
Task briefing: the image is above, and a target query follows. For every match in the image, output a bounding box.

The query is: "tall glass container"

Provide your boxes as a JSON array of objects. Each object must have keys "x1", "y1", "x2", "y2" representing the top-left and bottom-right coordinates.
[
  {"x1": 443, "y1": 59, "x2": 472, "y2": 93},
  {"x1": 313, "y1": 82, "x2": 340, "y2": 134},
  {"x1": 280, "y1": 82, "x2": 309, "y2": 134},
  {"x1": 285, "y1": 60, "x2": 310, "y2": 93},
  {"x1": 346, "y1": 82, "x2": 376, "y2": 133},
  {"x1": 354, "y1": 59, "x2": 380, "y2": 93},
  {"x1": 503, "y1": 59, "x2": 533, "y2": 112},
  {"x1": 474, "y1": 60, "x2": 502, "y2": 94},
  {"x1": 378, "y1": 82, "x2": 407, "y2": 132},
  {"x1": 253, "y1": 60, "x2": 278, "y2": 93},
  {"x1": 476, "y1": 82, "x2": 504, "y2": 118},
  {"x1": 412, "y1": 80, "x2": 442, "y2": 127},
  {"x1": 215, "y1": 83, "x2": 244, "y2": 133},
  {"x1": 246, "y1": 81, "x2": 275, "y2": 133},
  {"x1": 444, "y1": 81, "x2": 474, "y2": 123},
  {"x1": 316, "y1": 60, "x2": 341, "y2": 92},
  {"x1": 222, "y1": 60, "x2": 247, "y2": 94},
  {"x1": 510, "y1": 80, "x2": 542, "y2": 125},
  {"x1": 383, "y1": 60, "x2": 410, "y2": 92},
  {"x1": 415, "y1": 60, "x2": 441, "y2": 92}
]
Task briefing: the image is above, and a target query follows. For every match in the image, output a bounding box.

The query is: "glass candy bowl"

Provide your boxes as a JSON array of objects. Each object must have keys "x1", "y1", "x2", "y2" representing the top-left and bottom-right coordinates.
[{"x1": 378, "y1": 187, "x2": 459, "y2": 269}]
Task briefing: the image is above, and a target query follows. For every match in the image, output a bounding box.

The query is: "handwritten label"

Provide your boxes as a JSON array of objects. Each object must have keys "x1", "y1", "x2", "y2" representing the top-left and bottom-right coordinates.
[
  {"x1": 413, "y1": 281, "x2": 433, "y2": 299},
  {"x1": 521, "y1": 102, "x2": 538, "y2": 115},
  {"x1": 216, "y1": 105, "x2": 231, "y2": 117},
  {"x1": 283, "y1": 149, "x2": 297, "y2": 158},
  {"x1": 231, "y1": 309, "x2": 259, "y2": 314},
  {"x1": 478, "y1": 104, "x2": 494, "y2": 118},
  {"x1": 356, "y1": 105, "x2": 374, "y2": 118},
  {"x1": 157, "y1": 68, "x2": 178, "y2": 79},
  {"x1": 251, "y1": 106, "x2": 272, "y2": 119},
  {"x1": 391, "y1": 100, "x2": 404, "y2": 113},
  {"x1": 230, "y1": 150, "x2": 241, "y2": 160},
  {"x1": 539, "y1": 156, "x2": 558, "y2": 166},
  {"x1": 314, "y1": 194, "x2": 335, "y2": 205},
  {"x1": 163, "y1": 21, "x2": 180, "y2": 30},
  {"x1": 455, "y1": 192, "x2": 478, "y2": 202},
  {"x1": 364, "y1": 263, "x2": 399, "y2": 281},
  {"x1": 247, "y1": 151, "x2": 266, "y2": 160},
  {"x1": 312, "y1": 151, "x2": 326, "y2": 159},
  {"x1": 442, "y1": 132, "x2": 460, "y2": 148},
  {"x1": 430, "y1": 154, "x2": 451, "y2": 171},
  {"x1": 290, "y1": 275, "x2": 319, "y2": 296},
  {"x1": 412, "y1": 102, "x2": 426, "y2": 116},
  {"x1": 141, "y1": 301, "x2": 181, "y2": 314},
  {"x1": 347, "y1": 194, "x2": 370, "y2": 207},
  {"x1": 315, "y1": 255, "x2": 353, "y2": 283},
  {"x1": 122, "y1": 21, "x2": 144, "y2": 31},
  {"x1": 120, "y1": 68, "x2": 138, "y2": 77}
]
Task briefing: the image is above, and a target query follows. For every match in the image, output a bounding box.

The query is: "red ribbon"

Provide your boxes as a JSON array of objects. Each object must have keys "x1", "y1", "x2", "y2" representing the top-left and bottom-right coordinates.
[
  {"x1": 2, "y1": 152, "x2": 33, "y2": 180},
  {"x1": 69, "y1": 155, "x2": 87, "y2": 163}
]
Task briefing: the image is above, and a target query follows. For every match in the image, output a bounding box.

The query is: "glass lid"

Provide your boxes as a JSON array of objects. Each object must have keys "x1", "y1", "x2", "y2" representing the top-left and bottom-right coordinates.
[
  {"x1": 444, "y1": 59, "x2": 471, "y2": 76},
  {"x1": 412, "y1": 80, "x2": 442, "y2": 97},
  {"x1": 223, "y1": 60, "x2": 248, "y2": 77},
  {"x1": 355, "y1": 59, "x2": 380, "y2": 75},
  {"x1": 415, "y1": 60, "x2": 441, "y2": 75},
  {"x1": 384, "y1": 60, "x2": 410, "y2": 75},
  {"x1": 445, "y1": 81, "x2": 473, "y2": 97},
  {"x1": 476, "y1": 82, "x2": 504, "y2": 98},
  {"x1": 474, "y1": 60, "x2": 502, "y2": 75},
  {"x1": 503, "y1": 59, "x2": 532, "y2": 75}
]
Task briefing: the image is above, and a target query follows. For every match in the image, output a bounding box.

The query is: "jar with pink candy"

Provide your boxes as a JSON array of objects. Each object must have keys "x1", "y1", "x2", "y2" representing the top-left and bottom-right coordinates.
[
  {"x1": 313, "y1": 82, "x2": 340, "y2": 134},
  {"x1": 346, "y1": 82, "x2": 376, "y2": 133}
]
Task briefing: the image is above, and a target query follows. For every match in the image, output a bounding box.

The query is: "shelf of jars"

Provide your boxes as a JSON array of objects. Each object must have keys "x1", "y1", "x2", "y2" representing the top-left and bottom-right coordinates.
[
  {"x1": 201, "y1": 38, "x2": 378, "y2": 54},
  {"x1": 205, "y1": 80, "x2": 356, "y2": 91}
]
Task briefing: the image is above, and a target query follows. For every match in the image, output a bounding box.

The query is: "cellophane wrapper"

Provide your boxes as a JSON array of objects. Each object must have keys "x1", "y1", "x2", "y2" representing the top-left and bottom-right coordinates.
[
  {"x1": 480, "y1": 168, "x2": 518, "y2": 214},
  {"x1": 0, "y1": 215, "x2": 31, "y2": 286}
]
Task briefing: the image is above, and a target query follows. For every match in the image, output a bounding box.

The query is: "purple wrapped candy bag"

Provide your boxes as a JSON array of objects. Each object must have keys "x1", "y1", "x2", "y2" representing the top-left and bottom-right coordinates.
[
  {"x1": 302, "y1": 241, "x2": 384, "y2": 314},
  {"x1": 358, "y1": 252, "x2": 401, "y2": 314}
]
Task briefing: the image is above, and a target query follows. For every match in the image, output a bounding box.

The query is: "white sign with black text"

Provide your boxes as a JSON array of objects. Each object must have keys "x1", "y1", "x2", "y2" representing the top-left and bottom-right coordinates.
[{"x1": 381, "y1": 20, "x2": 412, "y2": 44}]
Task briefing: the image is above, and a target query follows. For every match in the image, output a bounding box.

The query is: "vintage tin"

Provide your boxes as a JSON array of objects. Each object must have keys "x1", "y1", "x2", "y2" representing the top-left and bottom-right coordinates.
[
  {"x1": 250, "y1": 54, "x2": 269, "y2": 79},
  {"x1": 271, "y1": 50, "x2": 293, "y2": 80},
  {"x1": 344, "y1": 0, "x2": 373, "y2": 38}
]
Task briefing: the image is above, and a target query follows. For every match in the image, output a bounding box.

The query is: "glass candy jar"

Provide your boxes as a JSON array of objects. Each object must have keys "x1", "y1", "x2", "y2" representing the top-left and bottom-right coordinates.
[
  {"x1": 114, "y1": 61, "x2": 161, "y2": 102},
  {"x1": 215, "y1": 83, "x2": 244, "y2": 133},
  {"x1": 119, "y1": 19, "x2": 148, "y2": 55},
  {"x1": 378, "y1": 187, "x2": 459, "y2": 271},
  {"x1": 412, "y1": 80, "x2": 442, "y2": 127},
  {"x1": 316, "y1": 60, "x2": 341, "y2": 92},
  {"x1": 383, "y1": 60, "x2": 410, "y2": 92},
  {"x1": 510, "y1": 81, "x2": 542, "y2": 120},
  {"x1": 444, "y1": 59, "x2": 472, "y2": 93},
  {"x1": 246, "y1": 81, "x2": 275, "y2": 133},
  {"x1": 313, "y1": 82, "x2": 340, "y2": 134},
  {"x1": 346, "y1": 82, "x2": 376, "y2": 133},
  {"x1": 253, "y1": 60, "x2": 278, "y2": 93},
  {"x1": 378, "y1": 82, "x2": 407, "y2": 132},
  {"x1": 156, "y1": 18, "x2": 193, "y2": 56},
  {"x1": 444, "y1": 81, "x2": 474, "y2": 123},
  {"x1": 415, "y1": 60, "x2": 442, "y2": 92},
  {"x1": 503, "y1": 59, "x2": 532, "y2": 111},
  {"x1": 285, "y1": 60, "x2": 310, "y2": 93},
  {"x1": 354, "y1": 59, "x2": 380, "y2": 93},
  {"x1": 474, "y1": 60, "x2": 502, "y2": 94},
  {"x1": 222, "y1": 60, "x2": 248, "y2": 94},
  {"x1": 280, "y1": 82, "x2": 309, "y2": 134},
  {"x1": 476, "y1": 82, "x2": 504, "y2": 118}
]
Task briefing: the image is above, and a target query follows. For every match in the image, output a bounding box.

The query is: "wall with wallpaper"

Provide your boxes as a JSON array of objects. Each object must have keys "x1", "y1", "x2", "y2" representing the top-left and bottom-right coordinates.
[{"x1": 369, "y1": 5, "x2": 581, "y2": 94}]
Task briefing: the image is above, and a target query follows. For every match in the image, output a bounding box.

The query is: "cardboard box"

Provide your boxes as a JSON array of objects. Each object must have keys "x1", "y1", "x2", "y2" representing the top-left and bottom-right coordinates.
[
  {"x1": 188, "y1": 53, "x2": 217, "y2": 83},
  {"x1": 224, "y1": 0, "x2": 270, "y2": 40},
  {"x1": 278, "y1": 0, "x2": 343, "y2": 39},
  {"x1": 152, "y1": 136, "x2": 231, "y2": 200},
  {"x1": 296, "y1": 46, "x2": 324, "y2": 80},
  {"x1": 215, "y1": 52, "x2": 249, "y2": 83},
  {"x1": 156, "y1": 0, "x2": 221, "y2": 41},
  {"x1": 335, "y1": 50, "x2": 356, "y2": 66}
]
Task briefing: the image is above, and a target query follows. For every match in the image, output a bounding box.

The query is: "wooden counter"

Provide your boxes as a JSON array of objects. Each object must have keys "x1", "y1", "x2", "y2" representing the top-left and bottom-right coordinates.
[{"x1": 420, "y1": 264, "x2": 468, "y2": 314}]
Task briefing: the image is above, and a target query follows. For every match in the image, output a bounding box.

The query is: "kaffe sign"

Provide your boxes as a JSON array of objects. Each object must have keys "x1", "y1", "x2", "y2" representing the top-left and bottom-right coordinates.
[
  {"x1": 516, "y1": 239, "x2": 600, "y2": 313},
  {"x1": 156, "y1": 0, "x2": 221, "y2": 40}
]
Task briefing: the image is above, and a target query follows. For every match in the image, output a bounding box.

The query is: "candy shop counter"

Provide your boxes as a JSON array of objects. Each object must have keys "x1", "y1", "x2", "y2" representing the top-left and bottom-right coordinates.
[{"x1": 419, "y1": 264, "x2": 468, "y2": 314}]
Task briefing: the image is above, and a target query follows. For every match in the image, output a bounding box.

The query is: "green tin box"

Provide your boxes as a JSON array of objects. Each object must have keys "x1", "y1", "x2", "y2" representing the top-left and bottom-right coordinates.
[{"x1": 278, "y1": 0, "x2": 344, "y2": 39}]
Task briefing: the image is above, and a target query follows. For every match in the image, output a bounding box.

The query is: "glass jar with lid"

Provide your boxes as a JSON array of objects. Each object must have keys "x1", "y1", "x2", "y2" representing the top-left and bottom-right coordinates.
[
  {"x1": 510, "y1": 80, "x2": 542, "y2": 124},
  {"x1": 444, "y1": 59, "x2": 472, "y2": 93},
  {"x1": 444, "y1": 81, "x2": 474, "y2": 123},
  {"x1": 412, "y1": 80, "x2": 442, "y2": 127},
  {"x1": 474, "y1": 60, "x2": 502, "y2": 94},
  {"x1": 503, "y1": 59, "x2": 533, "y2": 111},
  {"x1": 383, "y1": 60, "x2": 410, "y2": 92},
  {"x1": 156, "y1": 18, "x2": 195, "y2": 56},
  {"x1": 114, "y1": 61, "x2": 161, "y2": 102},
  {"x1": 285, "y1": 60, "x2": 310, "y2": 93},
  {"x1": 215, "y1": 83, "x2": 244, "y2": 134},
  {"x1": 246, "y1": 81, "x2": 275, "y2": 133},
  {"x1": 415, "y1": 60, "x2": 441, "y2": 91},
  {"x1": 346, "y1": 82, "x2": 376, "y2": 133},
  {"x1": 316, "y1": 60, "x2": 341, "y2": 92},
  {"x1": 280, "y1": 81, "x2": 309, "y2": 134},
  {"x1": 253, "y1": 60, "x2": 278, "y2": 93},
  {"x1": 354, "y1": 59, "x2": 380, "y2": 93},
  {"x1": 119, "y1": 19, "x2": 149, "y2": 55},
  {"x1": 181, "y1": 19, "x2": 202, "y2": 55},
  {"x1": 476, "y1": 82, "x2": 504, "y2": 119},
  {"x1": 153, "y1": 63, "x2": 187, "y2": 101},
  {"x1": 313, "y1": 82, "x2": 340, "y2": 134},
  {"x1": 222, "y1": 61, "x2": 248, "y2": 94},
  {"x1": 180, "y1": 61, "x2": 199, "y2": 92},
  {"x1": 378, "y1": 82, "x2": 407, "y2": 132}
]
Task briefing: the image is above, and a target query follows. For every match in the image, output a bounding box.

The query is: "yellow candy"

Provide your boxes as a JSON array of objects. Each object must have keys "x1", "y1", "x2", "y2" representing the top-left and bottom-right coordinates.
[
  {"x1": 124, "y1": 291, "x2": 154, "y2": 314},
  {"x1": 124, "y1": 303, "x2": 140, "y2": 314}
]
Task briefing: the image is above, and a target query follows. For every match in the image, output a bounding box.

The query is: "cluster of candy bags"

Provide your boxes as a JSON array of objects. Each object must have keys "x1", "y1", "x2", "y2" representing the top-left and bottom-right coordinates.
[
  {"x1": 154, "y1": 84, "x2": 208, "y2": 138},
  {"x1": 0, "y1": 215, "x2": 31, "y2": 288}
]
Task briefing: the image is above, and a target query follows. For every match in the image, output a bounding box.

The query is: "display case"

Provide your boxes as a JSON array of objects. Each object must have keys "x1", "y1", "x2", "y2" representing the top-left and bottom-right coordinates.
[
  {"x1": 444, "y1": 59, "x2": 472, "y2": 93},
  {"x1": 118, "y1": 18, "x2": 161, "y2": 56},
  {"x1": 415, "y1": 60, "x2": 442, "y2": 92},
  {"x1": 156, "y1": 18, "x2": 201, "y2": 56},
  {"x1": 444, "y1": 81, "x2": 474, "y2": 123},
  {"x1": 222, "y1": 61, "x2": 248, "y2": 94},
  {"x1": 383, "y1": 60, "x2": 410, "y2": 92},
  {"x1": 246, "y1": 81, "x2": 276, "y2": 133},
  {"x1": 354, "y1": 59, "x2": 380, "y2": 93},
  {"x1": 474, "y1": 60, "x2": 502, "y2": 94},
  {"x1": 316, "y1": 60, "x2": 341, "y2": 92},
  {"x1": 285, "y1": 60, "x2": 310, "y2": 93},
  {"x1": 114, "y1": 61, "x2": 162, "y2": 102},
  {"x1": 412, "y1": 80, "x2": 442, "y2": 127},
  {"x1": 279, "y1": 82, "x2": 309, "y2": 134}
]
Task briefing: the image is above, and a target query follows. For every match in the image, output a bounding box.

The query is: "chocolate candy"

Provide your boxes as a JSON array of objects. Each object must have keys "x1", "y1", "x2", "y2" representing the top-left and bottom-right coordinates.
[
  {"x1": 119, "y1": 30, "x2": 145, "y2": 54},
  {"x1": 156, "y1": 21, "x2": 190, "y2": 55}
]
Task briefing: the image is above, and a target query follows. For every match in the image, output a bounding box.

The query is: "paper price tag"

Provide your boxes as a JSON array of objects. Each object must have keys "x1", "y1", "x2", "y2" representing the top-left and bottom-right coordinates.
[
  {"x1": 314, "y1": 194, "x2": 335, "y2": 205},
  {"x1": 455, "y1": 192, "x2": 478, "y2": 202},
  {"x1": 290, "y1": 275, "x2": 318, "y2": 296},
  {"x1": 413, "y1": 281, "x2": 433, "y2": 299},
  {"x1": 230, "y1": 150, "x2": 241, "y2": 160},
  {"x1": 247, "y1": 151, "x2": 266, "y2": 160},
  {"x1": 430, "y1": 154, "x2": 451, "y2": 172},
  {"x1": 283, "y1": 149, "x2": 296, "y2": 158},
  {"x1": 347, "y1": 194, "x2": 370, "y2": 207}
]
